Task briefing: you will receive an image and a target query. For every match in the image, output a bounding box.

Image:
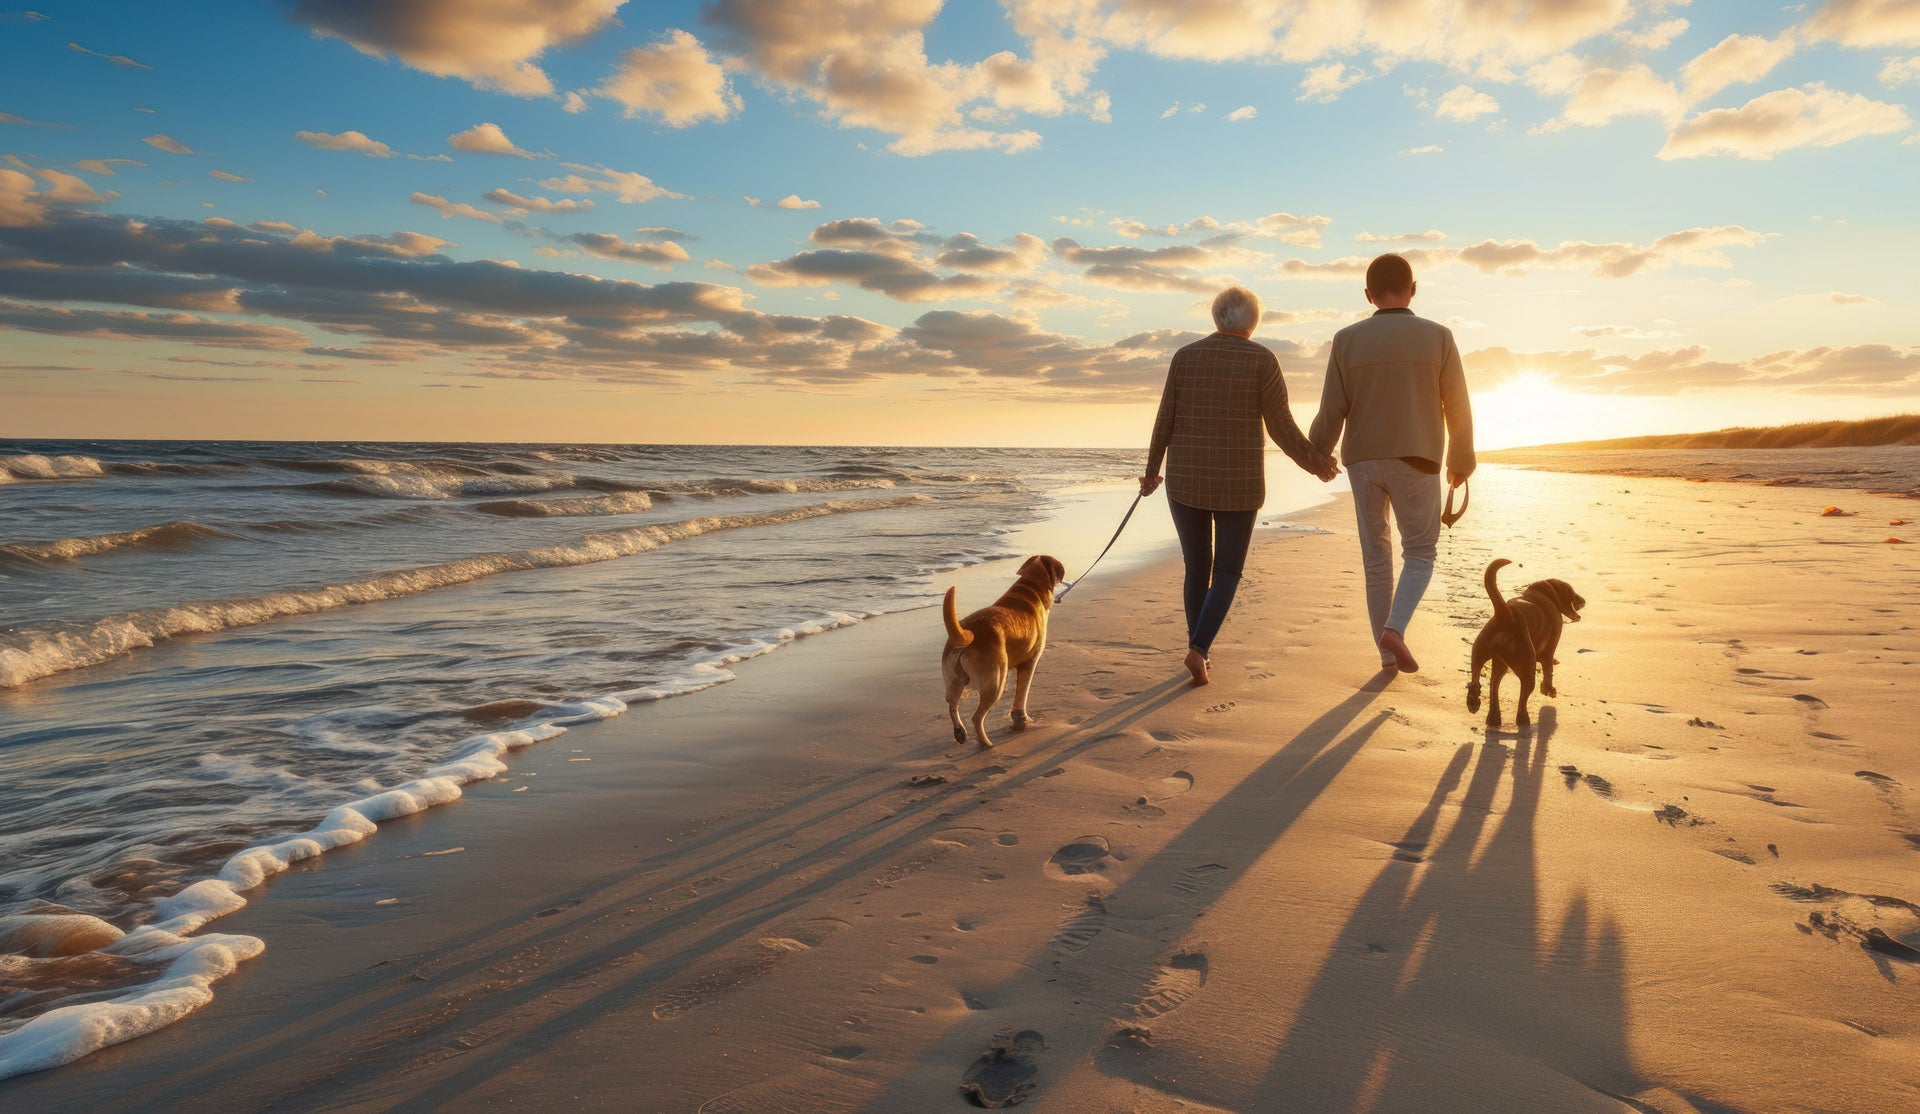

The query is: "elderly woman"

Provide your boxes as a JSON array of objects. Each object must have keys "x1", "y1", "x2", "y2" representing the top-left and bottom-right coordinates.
[{"x1": 1141, "y1": 286, "x2": 1336, "y2": 685}]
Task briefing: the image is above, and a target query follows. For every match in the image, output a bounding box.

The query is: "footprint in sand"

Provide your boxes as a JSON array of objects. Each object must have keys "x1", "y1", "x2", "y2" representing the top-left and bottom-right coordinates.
[
  {"x1": 1583, "y1": 773, "x2": 1616, "y2": 799},
  {"x1": 1052, "y1": 897, "x2": 1107, "y2": 952},
  {"x1": 1148, "y1": 771, "x2": 1194, "y2": 801},
  {"x1": 652, "y1": 917, "x2": 850, "y2": 1020},
  {"x1": 1794, "y1": 694, "x2": 1830, "y2": 710},
  {"x1": 1133, "y1": 952, "x2": 1209, "y2": 1019},
  {"x1": 1172, "y1": 862, "x2": 1228, "y2": 896},
  {"x1": 1046, "y1": 835, "x2": 1113, "y2": 878},
  {"x1": 1388, "y1": 839, "x2": 1427, "y2": 864},
  {"x1": 1205, "y1": 701, "x2": 1237, "y2": 714},
  {"x1": 959, "y1": 1029, "x2": 1046, "y2": 1108}
]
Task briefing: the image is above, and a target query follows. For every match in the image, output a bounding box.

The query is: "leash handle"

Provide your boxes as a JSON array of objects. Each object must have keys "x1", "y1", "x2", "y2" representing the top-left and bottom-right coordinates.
[
  {"x1": 1055, "y1": 492, "x2": 1143, "y2": 601},
  {"x1": 1442, "y1": 477, "x2": 1469, "y2": 529}
]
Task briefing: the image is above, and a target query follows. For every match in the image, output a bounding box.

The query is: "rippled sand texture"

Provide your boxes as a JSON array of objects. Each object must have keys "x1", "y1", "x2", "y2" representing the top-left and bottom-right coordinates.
[{"x1": 5, "y1": 464, "x2": 1918, "y2": 1111}]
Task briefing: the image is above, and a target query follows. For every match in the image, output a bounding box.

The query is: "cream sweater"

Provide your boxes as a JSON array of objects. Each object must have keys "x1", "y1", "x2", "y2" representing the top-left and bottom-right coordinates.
[{"x1": 1309, "y1": 308, "x2": 1475, "y2": 477}]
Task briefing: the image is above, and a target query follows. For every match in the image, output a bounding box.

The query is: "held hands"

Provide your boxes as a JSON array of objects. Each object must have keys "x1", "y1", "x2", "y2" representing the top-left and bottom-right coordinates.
[
  {"x1": 1139, "y1": 474, "x2": 1163, "y2": 497},
  {"x1": 1312, "y1": 450, "x2": 1341, "y2": 483}
]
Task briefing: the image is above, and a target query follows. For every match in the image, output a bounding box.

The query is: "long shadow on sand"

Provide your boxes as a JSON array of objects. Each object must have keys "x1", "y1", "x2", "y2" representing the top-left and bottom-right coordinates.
[
  {"x1": 48, "y1": 674, "x2": 1202, "y2": 1111},
  {"x1": 862, "y1": 669, "x2": 1400, "y2": 1110},
  {"x1": 1238, "y1": 706, "x2": 1655, "y2": 1111}
]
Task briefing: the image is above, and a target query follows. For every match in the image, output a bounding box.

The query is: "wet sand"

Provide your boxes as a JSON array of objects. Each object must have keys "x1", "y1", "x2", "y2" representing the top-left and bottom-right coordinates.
[{"x1": 6, "y1": 464, "x2": 1919, "y2": 1112}]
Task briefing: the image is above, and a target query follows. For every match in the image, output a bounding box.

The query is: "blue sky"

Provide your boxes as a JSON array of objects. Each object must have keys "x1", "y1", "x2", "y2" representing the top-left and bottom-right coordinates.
[{"x1": 2, "y1": 0, "x2": 1917, "y2": 445}]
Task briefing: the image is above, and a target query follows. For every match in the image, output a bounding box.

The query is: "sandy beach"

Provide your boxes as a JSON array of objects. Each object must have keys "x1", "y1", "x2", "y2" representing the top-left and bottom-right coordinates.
[{"x1": 4, "y1": 461, "x2": 1919, "y2": 1113}]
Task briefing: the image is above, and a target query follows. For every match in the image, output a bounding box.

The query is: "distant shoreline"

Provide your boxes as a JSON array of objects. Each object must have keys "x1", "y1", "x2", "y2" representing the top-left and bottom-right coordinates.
[
  {"x1": 1488, "y1": 414, "x2": 1920, "y2": 453},
  {"x1": 1484, "y1": 443, "x2": 1920, "y2": 500}
]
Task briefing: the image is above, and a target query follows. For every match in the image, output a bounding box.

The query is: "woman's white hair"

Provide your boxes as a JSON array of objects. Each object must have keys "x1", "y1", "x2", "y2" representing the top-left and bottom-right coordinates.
[{"x1": 1211, "y1": 286, "x2": 1260, "y2": 333}]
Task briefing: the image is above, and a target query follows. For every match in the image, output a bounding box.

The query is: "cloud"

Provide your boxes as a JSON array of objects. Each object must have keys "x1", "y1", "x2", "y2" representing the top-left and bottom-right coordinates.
[
  {"x1": 1355, "y1": 230, "x2": 1446, "y2": 244},
  {"x1": 1679, "y1": 33, "x2": 1797, "y2": 103},
  {"x1": 539, "y1": 164, "x2": 686, "y2": 203},
  {"x1": 0, "y1": 168, "x2": 47, "y2": 227},
  {"x1": 1296, "y1": 62, "x2": 1366, "y2": 103},
  {"x1": 0, "y1": 298, "x2": 310, "y2": 350},
  {"x1": 410, "y1": 192, "x2": 503, "y2": 222},
  {"x1": 1052, "y1": 237, "x2": 1253, "y2": 293},
  {"x1": 934, "y1": 232, "x2": 1047, "y2": 274},
  {"x1": 0, "y1": 109, "x2": 70, "y2": 128},
  {"x1": 72, "y1": 158, "x2": 146, "y2": 175},
  {"x1": 448, "y1": 122, "x2": 534, "y2": 157},
  {"x1": 1803, "y1": 0, "x2": 1920, "y2": 48},
  {"x1": 702, "y1": 0, "x2": 1094, "y2": 155},
  {"x1": 1474, "y1": 342, "x2": 1920, "y2": 396},
  {"x1": 597, "y1": 28, "x2": 741, "y2": 126},
  {"x1": 1539, "y1": 64, "x2": 1680, "y2": 130},
  {"x1": 209, "y1": 170, "x2": 252, "y2": 182},
  {"x1": 1826, "y1": 291, "x2": 1884, "y2": 305},
  {"x1": 1279, "y1": 226, "x2": 1764, "y2": 280},
  {"x1": 563, "y1": 232, "x2": 692, "y2": 267},
  {"x1": 34, "y1": 168, "x2": 118, "y2": 204},
  {"x1": 1224, "y1": 105, "x2": 1258, "y2": 122},
  {"x1": 67, "y1": 41, "x2": 152, "y2": 69},
  {"x1": 562, "y1": 91, "x2": 589, "y2": 113},
  {"x1": 1659, "y1": 83, "x2": 1911, "y2": 159},
  {"x1": 482, "y1": 188, "x2": 593, "y2": 215},
  {"x1": 142, "y1": 134, "x2": 193, "y2": 155},
  {"x1": 295, "y1": 129, "x2": 397, "y2": 157},
  {"x1": 742, "y1": 217, "x2": 1019, "y2": 300},
  {"x1": 288, "y1": 0, "x2": 622, "y2": 96},
  {"x1": 1616, "y1": 17, "x2": 1689, "y2": 51},
  {"x1": 776, "y1": 194, "x2": 821, "y2": 210},
  {"x1": 1881, "y1": 56, "x2": 1920, "y2": 86},
  {"x1": 1001, "y1": 0, "x2": 1642, "y2": 74},
  {"x1": 1434, "y1": 85, "x2": 1499, "y2": 122},
  {"x1": 1109, "y1": 211, "x2": 1330, "y2": 249},
  {"x1": 1401, "y1": 143, "x2": 1444, "y2": 155}
]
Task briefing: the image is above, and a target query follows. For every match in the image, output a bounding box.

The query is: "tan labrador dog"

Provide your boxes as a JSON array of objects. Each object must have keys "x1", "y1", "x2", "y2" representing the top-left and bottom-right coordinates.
[
  {"x1": 1467, "y1": 558, "x2": 1586, "y2": 728},
  {"x1": 942, "y1": 555, "x2": 1066, "y2": 747}
]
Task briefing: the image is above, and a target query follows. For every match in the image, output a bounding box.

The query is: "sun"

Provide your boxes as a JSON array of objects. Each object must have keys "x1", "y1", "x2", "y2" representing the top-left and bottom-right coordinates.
[{"x1": 1472, "y1": 373, "x2": 1634, "y2": 450}]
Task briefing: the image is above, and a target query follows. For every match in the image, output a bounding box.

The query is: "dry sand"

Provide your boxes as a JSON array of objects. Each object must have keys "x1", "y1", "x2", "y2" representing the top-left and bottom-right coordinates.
[{"x1": 5, "y1": 464, "x2": 1919, "y2": 1113}]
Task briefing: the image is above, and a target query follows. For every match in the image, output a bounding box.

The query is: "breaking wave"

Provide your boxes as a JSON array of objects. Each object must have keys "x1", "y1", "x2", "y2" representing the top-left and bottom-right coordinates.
[{"x1": 0, "y1": 495, "x2": 925, "y2": 689}]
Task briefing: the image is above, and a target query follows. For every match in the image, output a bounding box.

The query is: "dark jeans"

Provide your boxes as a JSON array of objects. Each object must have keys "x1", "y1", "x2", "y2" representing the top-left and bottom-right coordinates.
[{"x1": 1168, "y1": 498, "x2": 1256, "y2": 656}]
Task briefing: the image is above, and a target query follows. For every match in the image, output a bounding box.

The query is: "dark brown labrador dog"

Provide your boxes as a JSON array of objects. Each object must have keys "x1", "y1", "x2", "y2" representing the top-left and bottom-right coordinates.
[
  {"x1": 1467, "y1": 558, "x2": 1586, "y2": 728},
  {"x1": 941, "y1": 555, "x2": 1067, "y2": 747}
]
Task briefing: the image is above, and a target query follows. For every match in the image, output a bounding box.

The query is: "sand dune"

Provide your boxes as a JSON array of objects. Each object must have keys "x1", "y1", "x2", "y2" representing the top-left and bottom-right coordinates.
[{"x1": 4, "y1": 465, "x2": 1917, "y2": 1112}]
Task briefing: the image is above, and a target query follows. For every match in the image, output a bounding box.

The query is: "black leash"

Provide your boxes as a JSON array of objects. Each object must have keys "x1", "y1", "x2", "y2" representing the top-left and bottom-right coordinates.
[{"x1": 1055, "y1": 493, "x2": 1142, "y2": 602}]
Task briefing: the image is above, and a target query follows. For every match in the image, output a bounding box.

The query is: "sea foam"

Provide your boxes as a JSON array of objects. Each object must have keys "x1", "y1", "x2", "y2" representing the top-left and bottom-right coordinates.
[
  {"x1": 0, "y1": 496, "x2": 925, "y2": 689},
  {"x1": 0, "y1": 703, "x2": 626, "y2": 1081}
]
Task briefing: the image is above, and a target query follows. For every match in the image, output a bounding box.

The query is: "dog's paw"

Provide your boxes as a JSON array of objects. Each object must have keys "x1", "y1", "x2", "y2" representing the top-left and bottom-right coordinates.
[
  {"x1": 1485, "y1": 711, "x2": 1502, "y2": 728},
  {"x1": 1541, "y1": 684, "x2": 1558, "y2": 698},
  {"x1": 1010, "y1": 713, "x2": 1035, "y2": 731},
  {"x1": 952, "y1": 726, "x2": 968, "y2": 744},
  {"x1": 1466, "y1": 694, "x2": 1482, "y2": 713}
]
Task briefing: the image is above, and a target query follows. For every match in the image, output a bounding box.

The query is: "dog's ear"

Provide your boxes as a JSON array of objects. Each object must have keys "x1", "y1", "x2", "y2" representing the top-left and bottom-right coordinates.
[
  {"x1": 1017, "y1": 555, "x2": 1044, "y2": 580},
  {"x1": 1043, "y1": 555, "x2": 1066, "y2": 585},
  {"x1": 1549, "y1": 579, "x2": 1584, "y2": 619}
]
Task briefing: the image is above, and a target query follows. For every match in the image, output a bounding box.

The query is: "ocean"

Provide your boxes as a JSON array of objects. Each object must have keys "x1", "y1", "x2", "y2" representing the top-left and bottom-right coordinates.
[{"x1": 0, "y1": 438, "x2": 1330, "y2": 1078}]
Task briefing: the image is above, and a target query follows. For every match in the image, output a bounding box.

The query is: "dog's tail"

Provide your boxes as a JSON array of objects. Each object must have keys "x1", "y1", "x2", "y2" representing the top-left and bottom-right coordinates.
[
  {"x1": 942, "y1": 587, "x2": 973, "y2": 649},
  {"x1": 1485, "y1": 558, "x2": 1515, "y2": 630}
]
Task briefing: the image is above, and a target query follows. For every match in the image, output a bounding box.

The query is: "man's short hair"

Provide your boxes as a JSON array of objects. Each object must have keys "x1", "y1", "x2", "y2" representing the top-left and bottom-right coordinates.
[
  {"x1": 1211, "y1": 285, "x2": 1260, "y2": 333},
  {"x1": 1365, "y1": 253, "x2": 1414, "y2": 296}
]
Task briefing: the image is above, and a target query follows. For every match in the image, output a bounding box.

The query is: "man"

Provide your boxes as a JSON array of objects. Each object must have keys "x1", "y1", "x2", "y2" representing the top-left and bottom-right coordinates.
[
  {"x1": 1140, "y1": 286, "x2": 1338, "y2": 685},
  {"x1": 1309, "y1": 253, "x2": 1474, "y2": 674}
]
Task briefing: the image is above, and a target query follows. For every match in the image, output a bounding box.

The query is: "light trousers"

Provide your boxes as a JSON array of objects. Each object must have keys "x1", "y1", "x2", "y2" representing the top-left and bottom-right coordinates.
[{"x1": 1346, "y1": 458, "x2": 1441, "y2": 656}]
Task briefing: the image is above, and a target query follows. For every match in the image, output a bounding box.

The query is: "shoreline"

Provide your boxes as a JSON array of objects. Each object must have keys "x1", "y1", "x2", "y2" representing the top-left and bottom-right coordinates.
[
  {"x1": 1485, "y1": 444, "x2": 1920, "y2": 501},
  {"x1": 5, "y1": 466, "x2": 1919, "y2": 1111}
]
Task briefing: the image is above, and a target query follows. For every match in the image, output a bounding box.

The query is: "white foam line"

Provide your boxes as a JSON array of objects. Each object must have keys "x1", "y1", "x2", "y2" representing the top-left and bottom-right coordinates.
[
  {"x1": 0, "y1": 496, "x2": 927, "y2": 689},
  {"x1": 0, "y1": 699, "x2": 626, "y2": 1081}
]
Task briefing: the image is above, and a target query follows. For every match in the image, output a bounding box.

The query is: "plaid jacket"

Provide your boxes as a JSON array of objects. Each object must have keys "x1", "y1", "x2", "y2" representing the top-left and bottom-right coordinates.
[{"x1": 1145, "y1": 332, "x2": 1322, "y2": 512}]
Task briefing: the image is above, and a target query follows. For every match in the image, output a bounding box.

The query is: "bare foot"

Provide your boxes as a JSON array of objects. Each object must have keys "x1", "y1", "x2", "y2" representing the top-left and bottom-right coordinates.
[
  {"x1": 1184, "y1": 648, "x2": 1211, "y2": 686},
  {"x1": 1379, "y1": 628, "x2": 1418, "y2": 673}
]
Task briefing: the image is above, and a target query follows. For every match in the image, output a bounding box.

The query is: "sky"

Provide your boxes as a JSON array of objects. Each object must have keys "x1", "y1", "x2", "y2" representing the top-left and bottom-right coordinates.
[{"x1": 1, "y1": 0, "x2": 1917, "y2": 448}]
